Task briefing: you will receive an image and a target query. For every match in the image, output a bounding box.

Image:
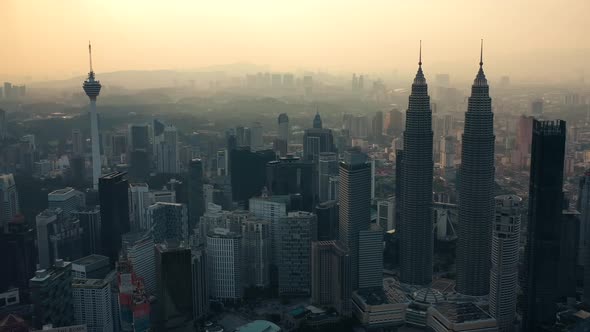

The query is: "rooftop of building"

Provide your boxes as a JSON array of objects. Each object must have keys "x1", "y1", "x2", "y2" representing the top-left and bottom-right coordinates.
[
  {"x1": 129, "y1": 183, "x2": 148, "y2": 188},
  {"x1": 30, "y1": 260, "x2": 71, "y2": 282},
  {"x1": 72, "y1": 278, "x2": 109, "y2": 289},
  {"x1": 72, "y1": 254, "x2": 109, "y2": 268},
  {"x1": 48, "y1": 187, "x2": 76, "y2": 197},
  {"x1": 356, "y1": 281, "x2": 408, "y2": 305},
  {"x1": 411, "y1": 288, "x2": 445, "y2": 304},
  {"x1": 235, "y1": 320, "x2": 281, "y2": 332},
  {"x1": 431, "y1": 302, "x2": 493, "y2": 324}
]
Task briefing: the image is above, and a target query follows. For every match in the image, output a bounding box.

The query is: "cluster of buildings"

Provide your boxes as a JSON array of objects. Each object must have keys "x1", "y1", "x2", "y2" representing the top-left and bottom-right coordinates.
[{"x1": 2, "y1": 42, "x2": 590, "y2": 332}]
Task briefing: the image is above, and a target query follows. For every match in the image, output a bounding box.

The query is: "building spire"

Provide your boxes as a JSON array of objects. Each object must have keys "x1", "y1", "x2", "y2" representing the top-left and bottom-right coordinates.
[
  {"x1": 419, "y1": 40, "x2": 422, "y2": 67},
  {"x1": 473, "y1": 39, "x2": 488, "y2": 87},
  {"x1": 88, "y1": 41, "x2": 94, "y2": 73},
  {"x1": 480, "y1": 39, "x2": 483, "y2": 68},
  {"x1": 413, "y1": 40, "x2": 426, "y2": 86}
]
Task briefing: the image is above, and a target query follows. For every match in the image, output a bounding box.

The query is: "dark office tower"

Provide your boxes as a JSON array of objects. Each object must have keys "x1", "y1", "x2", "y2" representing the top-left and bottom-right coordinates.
[
  {"x1": 277, "y1": 113, "x2": 289, "y2": 157},
  {"x1": 191, "y1": 247, "x2": 209, "y2": 321},
  {"x1": 579, "y1": 171, "x2": 590, "y2": 304},
  {"x1": 155, "y1": 242, "x2": 193, "y2": 331},
  {"x1": 559, "y1": 209, "x2": 580, "y2": 299},
  {"x1": 456, "y1": 43, "x2": 495, "y2": 296},
  {"x1": 29, "y1": 260, "x2": 74, "y2": 329},
  {"x1": 303, "y1": 113, "x2": 335, "y2": 163},
  {"x1": 531, "y1": 99, "x2": 543, "y2": 116},
  {"x1": 372, "y1": 111, "x2": 383, "y2": 143},
  {"x1": 394, "y1": 150, "x2": 403, "y2": 232},
  {"x1": 230, "y1": 147, "x2": 276, "y2": 203},
  {"x1": 318, "y1": 152, "x2": 339, "y2": 202},
  {"x1": 98, "y1": 172, "x2": 130, "y2": 264},
  {"x1": 188, "y1": 159, "x2": 205, "y2": 231},
  {"x1": 74, "y1": 208, "x2": 101, "y2": 255},
  {"x1": 128, "y1": 149, "x2": 150, "y2": 181},
  {"x1": 399, "y1": 44, "x2": 434, "y2": 286},
  {"x1": 69, "y1": 155, "x2": 85, "y2": 187},
  {"x1": 128, "y1": 124, "x2": 151, "y2": 152},
  {"x1": 0, "y1": 216, "x2": 36, "y2": 294},
  {"x1": 316, "y1": 200, "x2": 339, "y2": 241},
  {"x1": 522, "y1": 119, "x2": 566, "y2": 332},
  {"x1": 338, "y1": 149, "x2": 371, "y2": 290},
  {"x1": 266, "y1": 155, "x2": 315, "y2": 211}
]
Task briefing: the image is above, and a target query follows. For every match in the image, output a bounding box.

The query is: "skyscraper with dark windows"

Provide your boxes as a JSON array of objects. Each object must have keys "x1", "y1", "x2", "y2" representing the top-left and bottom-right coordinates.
[
  {"x1": 266, "y1": 155, "x2": 315, "y2": 211},
  {"x1": 579, "y1": 170, "x2": 590, "y2": 304},
  {"x1": 188, "y1": 159, "x2": 205, "y2": 231},
  {"x1": 99, "y1": 172, "x2": 130, "y2": 264},
  {"x1": 522, "y1": 119, "x2": 566, "y2": 331},
  {"x1": 456, "y1": 44, "x2": 495, "y2": 296},
  {"x1": 338, "y1": 149, "x2": 371, "y2": 290},
  {"x1": 399, "y1": 45, "x2": 434, "y2": 286},
  {"x1": 303, "y1": 112, "x2": 335, "y2": 164},
  {"x1": 229, "y1": 147, "x2": 276, "y2": 204}
]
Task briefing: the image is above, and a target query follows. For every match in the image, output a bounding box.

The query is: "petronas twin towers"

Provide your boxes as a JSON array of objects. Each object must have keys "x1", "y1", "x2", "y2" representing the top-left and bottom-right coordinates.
[{"x1": 399, "y1": 41, "x2": 495, "y2": 296}]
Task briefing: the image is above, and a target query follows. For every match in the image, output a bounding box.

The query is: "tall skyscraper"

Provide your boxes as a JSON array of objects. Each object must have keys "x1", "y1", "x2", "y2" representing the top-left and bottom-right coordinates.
[
  {"x1": 188, "y1": 159, "x2": 205, "y2": 232},
  {"x1": 29, "y1": 260, "x2": 74, "y2": 329},
  {"x1": 338, "y1": 149, "x2": 371, "y2": 290},
  {"x1": 579, "y1": 171, "x2": 590, "y2": 304},
  {"x1": 229, "y1": 148, "x2": 276, "y2": 203},
  {"x1": 191, "y1": 246, "x2": 209, "y2": 320},
  {"x1": 315, "y1": 200, "x2": 339, "y2": 241},
  {"x1": 0, "y1": 174, "x2": 19, "y2": 233},
  {"x1": 311, "y1": 240, "x2": 351, "y2": 315},
  {"x1": 36, "y1": 209, "x2": 85, "y2": 269},
  {"x1": 456, "y1": 43, "x2": 495, "y2": 296},
  {"x1": 522, "y1": 119, "x2": 566, "y2": 331},
  {"x1": 155, "y1": 126, "x2": 179, "y2": 174},
  {"x1": 99, "y1": 172, "x2": 130, "y2": 264},
  {"x1": 74, "y1": 208, "x2": 102, "y2": 255},
  {"x1": 128, "y1": 183, "x2": 150, "y2": 231},
  {"x1": 398, "y1": 44, "x2": 434, "y2": 286},
  {"x1": 82, "y1": 43, "x2": 103, "y2": 190},
  {"x1": 207, "y1": 228, "x2": 243, "y2": 301},
  {"x1": 250, "y1": 122, "x2": 264, "y2": 150},
  {"x1": 266, "y1": 156, "x2": 315, "y2": 211},
  {"x1": 147, "y1": 202, "x2": 188, "y2": 244},
  {"x1": 372, "y1": 111, "x2": 383, "y2": 143},
  {"x1": 128, "y1": 124, "x2": 151, "y2": 181},
  {"x1": 122, "y1": 231, "x2": 156, "y2": 295},
  {"x1": 72, "y1": 276, "x2": 114, "y2": 332},
  {"x1": 155, "y1": 242, "x2": 194, "y2": 331},
  {"x1": 318, "y1": 152, "x2": 339, "y2": 203},
  {"x1": 489, "y1": 195, "x2": 521, "y2": 332},
  {"x1": 277, "y1": 211, "x2": 317, "y2": 296},
  {"x1": 278, "y1": 113, "x2": 290, "y2": 147},
  {"x1": 241, "y1": 217, "x2": 271, "y2": 288},
  {"x1": 71, "y1": 129, "x2": 84, "y2": 156},
  {"x1": 0, "y1": 217, "x2": 36, "y2": 293},
  {"x1": 358, "y1": 223, "x2": 383, "y2": 290},
  {"x1": 303, "y1": 112, "x2": 335, "y2": 164}
]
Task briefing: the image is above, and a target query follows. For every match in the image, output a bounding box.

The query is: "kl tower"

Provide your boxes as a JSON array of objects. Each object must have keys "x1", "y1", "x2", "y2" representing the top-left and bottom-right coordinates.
[{"x1": 82, "y1": 42, "x2": 102, "y2": 189}]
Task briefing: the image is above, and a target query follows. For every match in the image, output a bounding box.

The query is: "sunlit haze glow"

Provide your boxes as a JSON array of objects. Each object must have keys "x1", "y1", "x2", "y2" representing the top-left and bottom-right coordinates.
[{"x1": 2, "y1": 0, "x2": 590, "y2": 82}]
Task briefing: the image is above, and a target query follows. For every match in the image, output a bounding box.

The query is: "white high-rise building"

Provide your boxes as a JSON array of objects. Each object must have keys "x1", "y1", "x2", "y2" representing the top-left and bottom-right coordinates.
[
  {"x1": 0, "y1": 173, "x2": 19, "y2": 232},
  {"x1": 207, "y1": 228, "x2": 242, "y2": 301},
  {"x1": 128, "y1": 183, "x2": 150, "y2": 231},
  {"x1": 122, "y1": 231, "x2": 156, "y2": 295},
  {"x1": 48, "y1": 187, "x2": 85, "y2": 219},
  {"x1": 489, "y1": 195, "x2": 521, "y2": 332},
  {"x1": 73, "y1": 277, "x2": 114, "y2": 332},
  {"x1": 249, "y1": 196, "x2": 289, "y2": 264}
]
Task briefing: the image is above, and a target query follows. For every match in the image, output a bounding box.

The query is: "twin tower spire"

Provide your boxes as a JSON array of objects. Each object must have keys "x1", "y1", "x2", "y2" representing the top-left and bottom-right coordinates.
[{"x1": 414, "y1": 39, "x2": 486, "y2": 85}]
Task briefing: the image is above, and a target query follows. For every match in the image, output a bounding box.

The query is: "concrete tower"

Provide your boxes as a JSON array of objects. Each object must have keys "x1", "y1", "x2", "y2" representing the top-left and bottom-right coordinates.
[
  {"x1": 82, "y1": 42, "x2": 102, "y2": 189},
  {"x1": 399, "y1": 42, "x2": 434, "y2": 286},
  {"x1": 456, "y1": 41, "x2": 496, "y2": 296}
]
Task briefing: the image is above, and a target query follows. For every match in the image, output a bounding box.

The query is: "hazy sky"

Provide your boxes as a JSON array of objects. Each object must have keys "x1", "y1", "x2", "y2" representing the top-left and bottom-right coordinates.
[{"x1": 2, "y1": 0, "x2": 589, "y2": 82}]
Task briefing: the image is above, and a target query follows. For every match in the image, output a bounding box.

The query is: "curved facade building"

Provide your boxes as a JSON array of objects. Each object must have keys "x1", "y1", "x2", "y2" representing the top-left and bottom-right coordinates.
[
  {"x1": 489, "y1": 195, "x2": 521, "y2": 332},
  {"x1": 399, "y1": 47, "x2": 434, "y2": 286},
  {"x1": 456, "y1": 45, "x2": 495, "y2": 296}
]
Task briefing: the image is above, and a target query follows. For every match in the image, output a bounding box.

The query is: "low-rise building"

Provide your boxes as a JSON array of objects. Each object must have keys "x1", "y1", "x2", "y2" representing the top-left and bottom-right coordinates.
[{"x1": 427, "y1": 302, "x2": 498, "y2": 332}]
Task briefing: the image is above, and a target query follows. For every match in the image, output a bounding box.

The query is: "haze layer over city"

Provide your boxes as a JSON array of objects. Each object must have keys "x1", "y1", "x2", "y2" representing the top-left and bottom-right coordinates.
[{"x1": 1, "y1": 1, "x2": 590, "y2": 332}]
